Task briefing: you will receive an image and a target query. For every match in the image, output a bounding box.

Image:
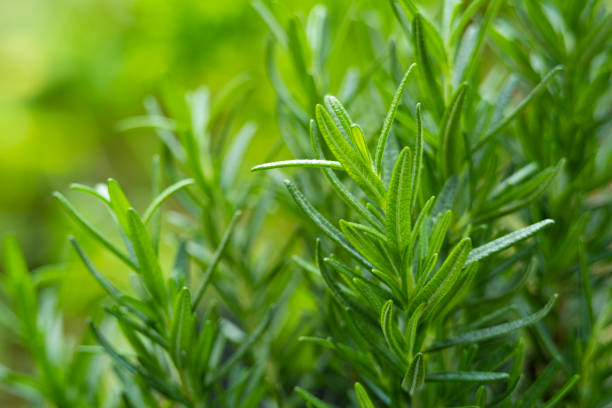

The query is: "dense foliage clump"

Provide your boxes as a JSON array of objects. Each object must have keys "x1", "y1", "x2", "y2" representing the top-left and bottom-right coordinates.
[{"x1": 1, "y1": 0, "x2": 611, "y2": 407}]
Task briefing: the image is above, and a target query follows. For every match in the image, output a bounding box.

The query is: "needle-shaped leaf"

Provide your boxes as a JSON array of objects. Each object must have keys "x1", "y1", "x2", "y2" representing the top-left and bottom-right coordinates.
[
  {"x1": 375, "y1": 63, "x2": 416, "y2": 175},
  {"x1": 142, "y1": 179, "x2": 195, "y2": 224},
  {"x1": 410, "y1": 103, "x2": 423, "y2": 211},
  {"x1": 251, "y1": 0, "x2": 287, "y2": 47},
  {"x1": 466, "y1": 219, "x2": 554, "y2": 266},
  {"x1": 220, "y1": 122, "x2": 257, "y2": 190},
  {"x1": 251, "y1": 159, "x2": 343, "y2": 172},
  {"x1": 539, "y1": 375, "x2": 580, "y2": 408},
  {"x1": 426, "y1": 371, "x2": 509, "y2": 382},
  {"x1": 170, "y1": 287, "x2": 192, "y2": 369},
  {"x1": 285, "y1": 180, "x2": 369, "y2": 266},
  {"x1": 413, "y1": 14, "x2": 444, "y2": 117},
  {"x1": 54, "y1": 192, "x2": 138, "y2": 270},
  {"x1": 475, "y1": 66, "x2": 564, "y2": 151},
  {"x1": 354, "y1": 383, "x2": 375, "y2": 408},
  {"x1": 381, "y1": 300, "x2": 407, "y2": 362},
  {"x1": 107, "y1": 178, "x2": 133, "y2": 235},
  {"x1": 427, "y1": 295, "x2": 558, "y2": 352},
  {"x1": 127, "y1": 209, "x2": 167, "y2": 307},
  {"x1": 340, "y1": 220, "x2": 394, "y2": 273},
  {"x1": 316, "y1": 104, "x2": 386, "y2": 206},
  {"x1": 70, "y1": 183, "x2": 110, "y2": 205},
  {"x1": 350, "y1": 124, "x2": 371, "y2": 166},
  {"x1": 310, "y1": 120, "x2": 381, "y2": 230},
  {"x1": 70, "y1": 237, "x2": 123, "y2": 302},
  {"x1": 439, "y1": 83, "x2": 468, "y2": 179},
  {"x1": 324, "y1": 95, "x2": 353, "y2": 142},
  {"x1": 407, "y1": 238, "x2": 471, "y2": 317},
  {"x1": 295, "y1": 387, "x2": 335, "y2": 408},
  {"x1": 192, "y1": 210, "x2": 242, "y2": 309},
  {"x1": 90, "y1": 321, "x2": 190, "y2": 405},
  {"x1": 402, "y1": 353, "x2": 425, "y2": 395},
  {"x1": 207, "y1": 306, "x2": 275, "y2": 385},
  {"x1": 385, "y1": 147, "x2": 413, "y2": 254}
]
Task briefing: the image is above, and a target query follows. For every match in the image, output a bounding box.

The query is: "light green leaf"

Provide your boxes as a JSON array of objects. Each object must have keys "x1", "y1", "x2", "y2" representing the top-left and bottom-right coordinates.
[
  {"x1": 295, "y1": 387, "x2": 335, "y2": 408},
  {"x1": 127, "y1": 209, "x2": 167, "y2": 307},
  {"x1": 380, "y1": 300, "x2": 406, "y2": 362},
  {"x1": 142, "y1": 179, "x2": 195, "y2": 224},
  {"x1": 439, "y1": 83, "x2": 468, "y2": 178},
  {"x1": 466, "y1": 219, "x2": 555, "y2": 265},
  {"x1": 192, "y1": 210, "x2": 242, "y2": 309},
  {"x1": 426, "y1": 371, "x2": 509, "y2": 382},
  {"x1": 54, "y1": 192, "x2": 137, "y2": 271},
  {"x1": 285, "y1": 180, "x2": 369, "y2": 266},
  {"x1": 385, "y1": 147, "x2": 413, "y2": 254},
  {"x1": 251, "y1": 159, "x2": 343, "y2": 172},
  {"x1": 375, "y1": 63, "x2": 416, "y2": 175},
  {"x1": 354, "y1": 383, "x2": 375, "y2": 408},
  {"x1": 170, "y1": 287, "x2": 193, "y2": 369},
  {"x1": 407, "y1": 238, "x2": 471, "y2": 317},
  {"x1": 427, "y1": 295, "x2": 558, "y2": 351},
  {"x1": 402, "y1": 353, "x2": 425, "y2": 395},
  {"x1": 316, "y1": 105, "x2": 386, "y2": 205},
  {"x1": 476, "y1": 66, "x2": 564, "y2": 151},
  {"x1": 410, "y1": 103, "x2": 423, "y2": 211}
]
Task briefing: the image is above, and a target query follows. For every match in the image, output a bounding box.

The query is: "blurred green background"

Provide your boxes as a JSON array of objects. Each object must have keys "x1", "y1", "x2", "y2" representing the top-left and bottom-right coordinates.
[{"x1": 3, "y1": 0, "x2": 374, "y2": 267}]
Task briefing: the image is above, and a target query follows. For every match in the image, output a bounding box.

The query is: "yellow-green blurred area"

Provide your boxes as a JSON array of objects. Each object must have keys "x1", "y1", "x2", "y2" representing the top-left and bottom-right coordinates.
[{"x1": 1, "y1": 0, "x2": 350, "y2": 264}]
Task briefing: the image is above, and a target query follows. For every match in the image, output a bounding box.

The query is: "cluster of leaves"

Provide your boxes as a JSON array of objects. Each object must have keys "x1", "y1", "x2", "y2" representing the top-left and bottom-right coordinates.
[{"x1": 1, "y1": 0, "x2": 611, "y2": 407}]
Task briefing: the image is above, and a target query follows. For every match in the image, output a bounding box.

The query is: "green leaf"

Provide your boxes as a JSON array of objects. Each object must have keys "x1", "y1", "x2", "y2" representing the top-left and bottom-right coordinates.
[
  {"x1": 127, "y1": 209, "x2": 168, "y2": 307},
  {"x1": 54, "y1": 192, "x2": 138, "y2": 270},
  {"x1": 251, "y1": 0, "x2": 287, "y2": 47},
  {"x1": 407, "y1": 237, "x2": 471, "y2": 318},
  {"x1": 516, "y1": 361, "x2": 559, "y2": 408},
  {"x1": 413, "y1": 14, "x2": 444, "y2": 117},
  {"x1": 310, "y1": 120, "x2": 381, "y2": 230},
  {"x1": 340, "y1": 220, "x2": 394, "y2": 273},
  {"x1": 380, "y1": 300, "x2": 406, "y2": 361},
  {"x1": 466, "y1": 219, "x2": 555, "y2": 266},
  {"x1": 142, "y1": 179, "x2": 195, "y2": 224},
  {"x1": 295, "y1": 387, "x2": 335, "y2": 408},
  {"x1": 170, "y1": 287, "x2": 193, "y2": 369},
  {"x1": 405, "y1": 303, "x2": 424, "y2": 360},
  {"x1": 410, "y1": 103, "x2": 423, "y2": 211},
  {"x1": 427, "y1": 294, "x2": 558, "y2": 351},
  {"x1": 70, "y1": 238, "x2": 123, "y2": 302},
  {"x1": 402, "y1": 353, "x2": 425, "y2": 395},
  {"x1": 1, "y1": 237, "x2": 37, "y2": 339},
  {"x1": 221, "y1": 122, "x2": 257, "y2": 190},
  {"x1": 426, "y1": 371, "x2": 509, "y2": 382},
  {"x1": 324, "y1": 95, "x2": 353, "y2": 142},
  {"x1": 251, "y1": 159, "x2": 343, "y2": 172},
  {"x1": 385, "y1": 147, "x2": 413, "y2": 254},
  {"x1": 374, "y1": 63, "x2": 416, "y2": 175},
  {"x1": 354, "y1": 383, "x2": 375, "y2": 408},
  {"x1": 316, "y1": 105, "x2": 386, "y2": 205},
  {"x1": 350, "y1": 124, "x2": 371, "y2": 166},
  {"x1": 207, "y1": 306, "x2": 275, "y2": 385},
  {"x1": 439, "y1": 83, "x2": 468, "y2": 179},
  {"x1": 90, "y1": 321, "x2": 189, "y2": 405},
  {"x1": 284, "y1": 180, "x2": 369, "y2": 266},
  {"x1": 69, "y1": 183, "x2": 110, "y2": 205},
  {"x1": 461, "y1": 0, "x2": 504, "y2": 83},
  {"x1": 192, "y1": 210, "x2": 242, "y2": 309},
  {"x1": 475, "y1": 65, "x2": 564, "y2": 151},
  {"x1": 539, "y1": 374, "x2": 579, "y2": 408},
  {"x1": 107, "y1": 178, "x2": 134, "y2": 236}
]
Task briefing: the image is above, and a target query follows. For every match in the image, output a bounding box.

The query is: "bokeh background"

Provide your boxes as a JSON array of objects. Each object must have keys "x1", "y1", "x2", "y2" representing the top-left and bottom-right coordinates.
[{"x1": 1, "y1": 0, "x2": 283, "y2": 267}]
